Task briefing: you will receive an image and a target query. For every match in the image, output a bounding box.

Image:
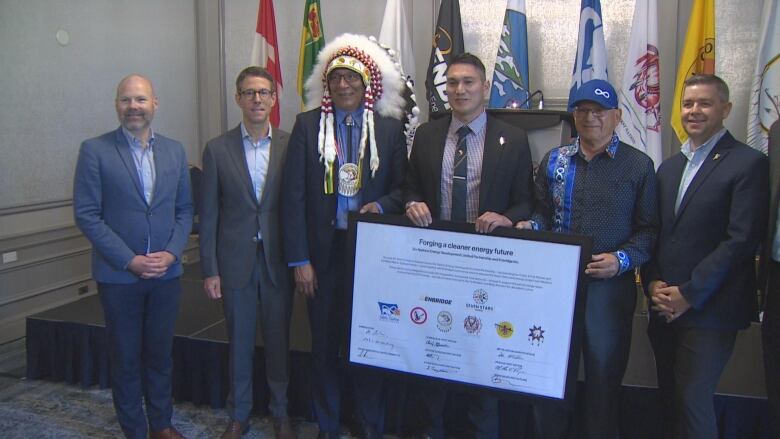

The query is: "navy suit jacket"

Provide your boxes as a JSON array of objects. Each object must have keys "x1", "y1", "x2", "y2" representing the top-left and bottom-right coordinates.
[
  {"x1": 281, "y1": 108, "x2": 407, "y2": 272},
  {"x1": 404, "y1": 114, "x2": 534, "y2": 223},
  {"x1": 74, "y1": 128, "x2": 193, "y2": 284},
  {"x1": 642, "y1": 131, "x2": 769, "y2": 329}
]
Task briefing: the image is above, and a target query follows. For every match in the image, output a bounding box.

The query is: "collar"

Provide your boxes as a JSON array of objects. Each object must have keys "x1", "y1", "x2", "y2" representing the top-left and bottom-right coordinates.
[
  {"x1": 121, "y1": 126, "x2": 156, "y2": 149},
  {"x1": 680, "y1": 128, "x2": 726, "y2": 162},
  {"x1": 563, "y1": 133, "x2": 620, "y2": 159},
  {"x1": 241, "y1": 122, "x2": 272, "y2": 143},
  {"x1": 449, "y1": 110, "x2": 487, "y2": 136}
]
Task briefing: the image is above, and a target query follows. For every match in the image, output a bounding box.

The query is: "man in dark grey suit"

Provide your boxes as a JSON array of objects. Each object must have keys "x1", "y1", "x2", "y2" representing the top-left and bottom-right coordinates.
[
  {"x1": 404, "y1": 53, "x2": 534, "y2": 439},
  {"x1": 73, "y1": 74, "x2": 192, "y2": 439},
  {"x1": 199, "y1": 67, "x2": 294, "y2": 439}
]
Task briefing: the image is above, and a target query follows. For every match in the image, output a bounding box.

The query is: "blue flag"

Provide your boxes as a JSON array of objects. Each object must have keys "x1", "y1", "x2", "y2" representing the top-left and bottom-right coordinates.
[
  {"x1": 568, "y1": 0, "x2": 609, "y2": 110},
  {"x1": 489, "y1": 0, "x2": 530, "y2": 109}
]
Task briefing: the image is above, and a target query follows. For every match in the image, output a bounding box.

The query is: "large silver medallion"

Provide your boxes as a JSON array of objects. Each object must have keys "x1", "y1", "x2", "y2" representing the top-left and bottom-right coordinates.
[{"x1": 338, "y1": 163, "x2": 360, "y2": 197}]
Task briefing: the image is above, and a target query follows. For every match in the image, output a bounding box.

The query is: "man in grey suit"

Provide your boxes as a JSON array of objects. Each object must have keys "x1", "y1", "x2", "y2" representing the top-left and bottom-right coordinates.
[
  {"x1": 73, "y1": 74, "x2": 192, "y2": 439},
  {"x1": 199, "y1": 67, "x2": 294, "y2": 439}
]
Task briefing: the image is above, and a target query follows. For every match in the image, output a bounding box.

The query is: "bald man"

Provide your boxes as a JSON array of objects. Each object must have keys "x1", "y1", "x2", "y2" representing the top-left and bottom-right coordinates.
[{"x1": 73, "y1": 74, "x2": 193, "y2": 439}]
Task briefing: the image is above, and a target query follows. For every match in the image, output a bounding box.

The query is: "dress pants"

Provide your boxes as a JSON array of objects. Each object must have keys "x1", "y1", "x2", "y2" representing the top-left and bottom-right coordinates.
[
  {"x1": 418, "y1": 384, "x2": 498, "y2": 439},
  {"x1": 307, "y1": 230, "x2": 386, "y2": 437},
  {"x1": 648, "y1": 318, "x2": 737, "y2": 439},
  {"x1": 534, "y1": 273, "x2": 636, "y2": 439},
  {"x1": 764, "y1": 260, "x2": 780, "y2": 437},
  {"x1": 98, "y1": 277, "x2": 182, "y2": 439},
  {"x1": 222, "y1": 242, "x2": 292, "y2": 422}
]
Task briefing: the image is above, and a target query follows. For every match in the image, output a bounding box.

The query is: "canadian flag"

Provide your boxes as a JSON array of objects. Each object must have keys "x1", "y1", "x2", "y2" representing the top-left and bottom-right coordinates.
[{"x1": 250, "y1": 0, "x2": 282, "y2": 127}]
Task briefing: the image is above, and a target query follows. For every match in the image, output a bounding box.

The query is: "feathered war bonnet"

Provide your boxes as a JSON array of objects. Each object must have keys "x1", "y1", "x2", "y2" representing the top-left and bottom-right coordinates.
[{"x1": 304, "y1": 33, "x2": 406, "y2": 194}]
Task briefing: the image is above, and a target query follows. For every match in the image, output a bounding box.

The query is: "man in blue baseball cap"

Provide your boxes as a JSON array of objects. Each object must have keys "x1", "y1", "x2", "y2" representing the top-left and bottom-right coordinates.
[{"x1": 517, "y1": 78, "x2": 658, "y2": 438}]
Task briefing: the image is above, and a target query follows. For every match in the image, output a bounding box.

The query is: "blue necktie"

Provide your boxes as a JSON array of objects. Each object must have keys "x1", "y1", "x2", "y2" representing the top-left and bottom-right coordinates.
[{"x1": 451, "y1": 125, "x2": 471, "y2": 222}]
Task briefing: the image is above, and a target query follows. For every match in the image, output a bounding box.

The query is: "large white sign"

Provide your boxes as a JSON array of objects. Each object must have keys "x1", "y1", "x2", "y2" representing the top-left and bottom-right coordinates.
[{"x1": 348, "y1": 219, "x2": 586, "y2": 400}]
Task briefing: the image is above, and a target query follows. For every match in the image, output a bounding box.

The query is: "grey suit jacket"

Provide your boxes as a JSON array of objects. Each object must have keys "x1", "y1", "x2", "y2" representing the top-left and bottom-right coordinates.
[{"x1": 199, "y1": 125, "x2": 289, "y2": 290}]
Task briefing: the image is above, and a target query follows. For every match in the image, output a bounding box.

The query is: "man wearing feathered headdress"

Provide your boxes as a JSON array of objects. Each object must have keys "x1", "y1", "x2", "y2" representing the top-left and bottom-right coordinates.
[{"x1": 281, "y1": 33, "x2": 408, "y2": 439}]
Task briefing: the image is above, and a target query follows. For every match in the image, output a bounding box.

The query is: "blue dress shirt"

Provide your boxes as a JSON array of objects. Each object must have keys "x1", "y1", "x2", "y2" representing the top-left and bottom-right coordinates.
[{"x1": 241, "y1": 122, "x2": 272, "y2": 241}]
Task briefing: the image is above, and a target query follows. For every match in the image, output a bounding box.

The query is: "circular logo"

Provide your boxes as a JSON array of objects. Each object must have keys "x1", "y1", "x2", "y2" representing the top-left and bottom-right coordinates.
[
  {"x1": 410, "y1": 307, "x2": 428, "y2": 324},
  {"x1": 495, "y1": 321, "x2": 514, "y2": 338},
  {"x1": 473, "y1": 289, "x2": 488, "y2": 304},
  {"x1": 437, "y1": 311, "x2": 453, "y2": 332},
  {"x1": 464, "y1": 315, "x2": 482, "y2": 334}
]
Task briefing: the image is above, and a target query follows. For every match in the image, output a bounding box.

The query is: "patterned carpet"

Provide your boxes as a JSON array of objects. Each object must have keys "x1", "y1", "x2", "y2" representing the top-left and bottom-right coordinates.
[
  {"x1": 0, "y1": 339, "x2": 321, "y2": 439},
  {"x1": 0, "y1": 375, "x2": 321, "y2": 438}
]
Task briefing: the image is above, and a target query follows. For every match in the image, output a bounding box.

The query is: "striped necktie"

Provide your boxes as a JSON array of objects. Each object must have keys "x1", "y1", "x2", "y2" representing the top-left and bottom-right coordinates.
[{"x1": 451, "y1": 125, "x2": 471, "y2": 221}]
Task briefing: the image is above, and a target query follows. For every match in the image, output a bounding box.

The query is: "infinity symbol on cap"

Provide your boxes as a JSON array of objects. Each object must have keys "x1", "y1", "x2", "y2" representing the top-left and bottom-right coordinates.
[{"x1": 594, "y1": 88, "x2": 610, "y2": 98}]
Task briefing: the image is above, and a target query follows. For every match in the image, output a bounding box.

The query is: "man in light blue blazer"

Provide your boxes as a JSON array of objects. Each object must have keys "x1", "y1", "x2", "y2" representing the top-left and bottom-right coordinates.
[{"x1": 73, "y1": 74, "x2": 193, "y2": 439}]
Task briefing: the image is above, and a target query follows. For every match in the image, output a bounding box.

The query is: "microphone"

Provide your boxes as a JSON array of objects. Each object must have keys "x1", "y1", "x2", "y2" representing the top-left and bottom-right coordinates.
[{"x1": 516, "y1": 90, "x2": 544, "y2": 110}]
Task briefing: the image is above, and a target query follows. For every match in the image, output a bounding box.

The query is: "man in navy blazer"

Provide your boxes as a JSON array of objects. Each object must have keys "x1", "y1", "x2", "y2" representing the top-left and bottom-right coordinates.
[
  {"x1": 73, "y1": 74, "x2": 193, "y2": 439},
  {"x1": 642, "y1": 74, "x2": 768, "y2": 438},
  {"x1": 281, "y1": 34, "x2": 408, "y2": 439}
]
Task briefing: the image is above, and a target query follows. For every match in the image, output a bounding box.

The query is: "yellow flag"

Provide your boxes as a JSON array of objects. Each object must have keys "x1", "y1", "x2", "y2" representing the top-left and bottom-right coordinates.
[{"x1": 671, "y1": 0, "x2": 715, "y2": 143}]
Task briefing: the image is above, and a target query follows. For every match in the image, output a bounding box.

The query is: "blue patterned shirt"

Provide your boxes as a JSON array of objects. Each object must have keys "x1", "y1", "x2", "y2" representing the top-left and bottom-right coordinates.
[{"x1": 531, "y1": 135, "x2": 658, "y2": 276}]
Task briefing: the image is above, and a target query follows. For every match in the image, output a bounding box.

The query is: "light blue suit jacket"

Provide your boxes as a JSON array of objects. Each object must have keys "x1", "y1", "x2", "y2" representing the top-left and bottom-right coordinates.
[{"x1": 73, "y1": 127, "x2": 193, "y2": 284}]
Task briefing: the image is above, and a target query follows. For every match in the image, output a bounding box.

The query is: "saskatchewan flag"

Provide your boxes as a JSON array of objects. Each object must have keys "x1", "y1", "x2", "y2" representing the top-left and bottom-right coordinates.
[
  {"x1": 297, "y1": 0, "x2": 325, "y2": 106},
  {"x1": 671, "y1": 0, "x2": 715, "y2": 143}
]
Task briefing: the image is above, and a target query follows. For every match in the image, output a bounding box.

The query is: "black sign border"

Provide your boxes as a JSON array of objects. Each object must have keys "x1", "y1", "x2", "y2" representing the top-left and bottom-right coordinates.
[{"x1": 345, "y1": 212, "x2": 593, "y2": 404}]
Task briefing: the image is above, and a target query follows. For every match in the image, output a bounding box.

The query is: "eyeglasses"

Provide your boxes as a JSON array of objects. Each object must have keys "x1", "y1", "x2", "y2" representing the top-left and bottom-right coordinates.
[
  {"x1": 573, "y1": 107, "x2": 609, "y2": 118},
  {"x1": 328, "y1": 71, "x2": 363, "y2": 85},
  {"x1": 239, "y1": 88, "x2": 274, "y2": 99}
]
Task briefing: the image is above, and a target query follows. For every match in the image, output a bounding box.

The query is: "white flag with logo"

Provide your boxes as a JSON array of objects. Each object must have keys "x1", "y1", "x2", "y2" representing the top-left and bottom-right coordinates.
[
  {"x1": 747, "y1": 0, "x2": 780, "y2": 154},
  {"x1": 616, "y1": 0, "x2": 662, "y2": 168}
]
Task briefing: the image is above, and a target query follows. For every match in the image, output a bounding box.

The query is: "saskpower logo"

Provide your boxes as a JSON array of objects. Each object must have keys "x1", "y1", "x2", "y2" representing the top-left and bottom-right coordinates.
[{"x1": 378, "y1": 302, "x2": 400, "y2": 322}]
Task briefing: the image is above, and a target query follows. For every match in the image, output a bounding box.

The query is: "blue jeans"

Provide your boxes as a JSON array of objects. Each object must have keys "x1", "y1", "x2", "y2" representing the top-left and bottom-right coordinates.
[{"x1": 99, "y1": 277, "x2": 182, "y2": 439}]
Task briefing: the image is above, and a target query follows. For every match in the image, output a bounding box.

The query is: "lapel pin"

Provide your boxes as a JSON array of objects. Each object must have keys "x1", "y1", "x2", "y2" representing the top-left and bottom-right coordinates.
[
  {"x1": 499, "y1": 136, "x2": 505, "y2": 147},
  {"x1": 713, "y1": 153, "x2": 720, "y2": 160}
]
